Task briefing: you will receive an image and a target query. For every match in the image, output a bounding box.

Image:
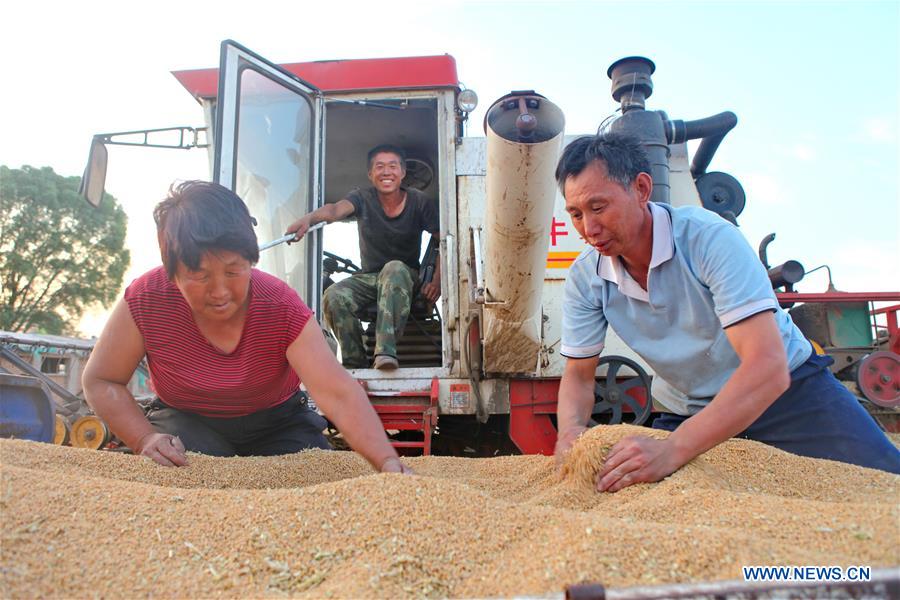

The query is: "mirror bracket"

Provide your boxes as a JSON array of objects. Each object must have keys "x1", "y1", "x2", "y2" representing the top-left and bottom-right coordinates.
[{"x1": 79, "y1": 126, "x2": 208, "y2": 207}]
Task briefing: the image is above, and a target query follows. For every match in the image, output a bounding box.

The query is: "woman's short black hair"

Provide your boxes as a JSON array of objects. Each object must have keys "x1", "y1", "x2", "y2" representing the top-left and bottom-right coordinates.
[{"x1": 153, "y1": 181, "x2": 259, "y2": 278}]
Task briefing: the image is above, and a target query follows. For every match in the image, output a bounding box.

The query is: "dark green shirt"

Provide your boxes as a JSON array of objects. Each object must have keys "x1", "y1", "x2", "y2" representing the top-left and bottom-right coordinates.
[{"x1": 346, "y1": 187, "x2": 439, "y2": 273}]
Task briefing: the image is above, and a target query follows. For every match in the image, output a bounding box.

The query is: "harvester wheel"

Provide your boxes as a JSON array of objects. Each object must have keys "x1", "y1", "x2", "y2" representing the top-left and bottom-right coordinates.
[
  {"x1": 53, "y1": 415, "x2": 71, "y2": 446},
  {"x1": 71, "y1": 416, "x2": 111, "y2": 450},
  {"x1": 590, "y1": 356, "x2": 653, "y2": 426},
  {"x1": 856, "y1": 351, "x2": 900, "y2": 408}
]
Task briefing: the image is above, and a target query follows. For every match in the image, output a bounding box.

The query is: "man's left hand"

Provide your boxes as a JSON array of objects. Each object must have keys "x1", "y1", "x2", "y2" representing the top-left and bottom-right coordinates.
[
  {"x1": 596, "y1": 435, "x2": 685, "y2": 492},
  {"x1": 421, "y1": 280, "x2": 441, "y2": 304}
]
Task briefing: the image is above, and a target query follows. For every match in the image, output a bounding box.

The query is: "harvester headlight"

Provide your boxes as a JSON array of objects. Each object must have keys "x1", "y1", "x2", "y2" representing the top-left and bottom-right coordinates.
[{"x1": 457, "y1": 89, "x2": 478, "y2": 113}]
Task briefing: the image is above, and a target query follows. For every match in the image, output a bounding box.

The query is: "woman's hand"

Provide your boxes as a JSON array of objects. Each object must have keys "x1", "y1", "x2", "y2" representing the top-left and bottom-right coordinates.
[
  {"x1": 137, "y1": 432, "x2": 188, "y2": 467},
  {"x1": 379, "y1": 456, "x2": 415, "y2": 475}
]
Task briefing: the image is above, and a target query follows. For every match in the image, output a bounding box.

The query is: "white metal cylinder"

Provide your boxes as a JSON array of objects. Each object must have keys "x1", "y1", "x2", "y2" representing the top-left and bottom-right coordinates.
[{"x1": 481, "y1": 94, "x2": 565, "y2": 373}]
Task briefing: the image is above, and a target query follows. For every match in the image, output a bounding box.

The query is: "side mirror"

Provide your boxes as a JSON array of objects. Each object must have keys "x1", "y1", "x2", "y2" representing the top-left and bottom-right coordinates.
[{"x1": 79, "y1": 137, "x2": 108, "y2": 207}]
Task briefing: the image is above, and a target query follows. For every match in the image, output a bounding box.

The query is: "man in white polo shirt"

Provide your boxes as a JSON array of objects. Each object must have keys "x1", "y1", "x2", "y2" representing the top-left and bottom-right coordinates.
[{"x1": 554, "y1": 132, "x2": 900, "y2": 491}]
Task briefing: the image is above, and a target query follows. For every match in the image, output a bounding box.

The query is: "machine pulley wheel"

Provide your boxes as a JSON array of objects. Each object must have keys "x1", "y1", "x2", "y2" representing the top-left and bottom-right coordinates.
[
  {"x1": 856, "y1": 351, "x2": 900, "y2": 408},
  {"x1": 70, "y1": 415, "x2": 111, "y2": 450},
  {"x1": 402, "y1": 158, "x2": 434, "y2": 191},
  {"x1": 589, "y1": 356, "x2": 653, "y2": 426},
  {"x1": 53, "y1": 415, "x2": 71, "y2": 446},
  {"x1": 695, "y1": 171, "x2": 746, "y2": 220}
]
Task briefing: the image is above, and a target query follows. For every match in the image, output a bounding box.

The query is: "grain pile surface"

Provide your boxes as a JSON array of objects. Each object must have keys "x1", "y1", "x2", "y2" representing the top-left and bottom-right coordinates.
[{"x1": 2, "y1": 424, "x2": 898, "y2": 599}]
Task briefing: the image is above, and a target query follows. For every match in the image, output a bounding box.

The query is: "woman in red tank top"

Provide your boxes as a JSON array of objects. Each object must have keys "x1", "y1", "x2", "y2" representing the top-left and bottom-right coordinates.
[{"x1": 82, "y1": 181, "x2": 410, "y2": 474}]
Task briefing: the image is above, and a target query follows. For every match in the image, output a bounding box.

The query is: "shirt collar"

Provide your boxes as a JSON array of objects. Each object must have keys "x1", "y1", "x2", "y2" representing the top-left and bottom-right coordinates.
[
  {"x1": 648, "y1": 201, "x2": 674, "y2": 267},
  {"x1": 597, "y1": 202, "x2": 675, "y2": 298}
]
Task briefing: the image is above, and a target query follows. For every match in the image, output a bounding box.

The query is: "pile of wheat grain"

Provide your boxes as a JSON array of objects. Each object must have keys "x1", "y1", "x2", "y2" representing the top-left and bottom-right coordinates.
[{"x1": 1, "y1": 424, "x2": 897, "y2": 598}]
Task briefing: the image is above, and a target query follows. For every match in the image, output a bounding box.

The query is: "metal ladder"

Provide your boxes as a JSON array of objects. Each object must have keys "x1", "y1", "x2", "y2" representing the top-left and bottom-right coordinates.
[{"x1": 367, "y1": 377, "x2": 439, "y2": 455}]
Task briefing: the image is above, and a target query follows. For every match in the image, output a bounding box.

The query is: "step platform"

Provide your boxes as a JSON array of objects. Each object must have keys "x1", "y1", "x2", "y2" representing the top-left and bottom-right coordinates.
[{"x1": 366, "y1": 377, "x2": 439, "y2": 455}]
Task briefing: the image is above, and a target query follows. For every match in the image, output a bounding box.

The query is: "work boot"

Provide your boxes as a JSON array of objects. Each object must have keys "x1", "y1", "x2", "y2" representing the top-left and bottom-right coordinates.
[{"x1": 373, "y1": 355, "x2": 399, "y2": 370}]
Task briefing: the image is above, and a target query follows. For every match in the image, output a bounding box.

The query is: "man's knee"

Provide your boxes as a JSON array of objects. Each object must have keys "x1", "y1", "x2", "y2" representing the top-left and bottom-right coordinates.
[
  {"x1": 378, "y1": 260, "x2": 415, "y2": 290},
  {"x1": 323, "y1": 285, "x2": 350, "y2": 310},
  {"x1": 323, "y1": 285, "x2": 356, "y2": 321}
]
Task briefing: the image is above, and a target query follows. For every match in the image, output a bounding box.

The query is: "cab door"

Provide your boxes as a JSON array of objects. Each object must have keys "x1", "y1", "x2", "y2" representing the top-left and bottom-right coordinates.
[{"x1": 213, "y1": 40, "x2": 325, "y2": 316}]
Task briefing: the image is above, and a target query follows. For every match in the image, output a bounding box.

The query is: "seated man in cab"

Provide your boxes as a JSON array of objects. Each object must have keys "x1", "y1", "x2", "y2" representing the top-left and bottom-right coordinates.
[
  {"x1": 287, "y1": 144, "x2": 440, "y2": 370},
  {"x1": 554, "y1": 132, "x2": 900, "y2": 490}
]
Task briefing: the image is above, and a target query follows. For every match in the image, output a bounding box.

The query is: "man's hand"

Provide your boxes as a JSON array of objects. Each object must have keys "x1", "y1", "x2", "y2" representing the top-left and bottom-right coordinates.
[
  {"x1": 554, "y1": 425, "x2": 589, "y2": 468},
  {"x1": 284, "y1": 215, "x2": 313, "y2": 242},
  {"x1": 420, "y1": 280, "x2": 441, "y2": 304},
  {"x1": 380, "y1": 456, "x2": 415, "y2": 475},
  {"x1": 596, "y1": 435, "x2": 685, "y2": 492},
  {"x1": 136, "y1": 432, "x2": 188, "y2": 467}
]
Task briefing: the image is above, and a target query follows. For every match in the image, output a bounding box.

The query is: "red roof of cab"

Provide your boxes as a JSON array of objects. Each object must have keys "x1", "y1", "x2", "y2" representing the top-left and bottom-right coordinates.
[{"x1": 172, "y1": 55, "x2": 459, "y2": 101}]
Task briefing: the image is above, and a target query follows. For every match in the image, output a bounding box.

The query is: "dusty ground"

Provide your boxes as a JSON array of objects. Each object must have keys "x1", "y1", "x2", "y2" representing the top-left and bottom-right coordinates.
[{"x1": 1, "y1": 424, "x2": 898, "y2": 598}]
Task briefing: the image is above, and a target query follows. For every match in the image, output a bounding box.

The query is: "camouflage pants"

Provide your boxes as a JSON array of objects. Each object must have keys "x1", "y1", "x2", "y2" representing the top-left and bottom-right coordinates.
[{"x1": 322, "y1": 260, "x2": 417, "y2": 367}]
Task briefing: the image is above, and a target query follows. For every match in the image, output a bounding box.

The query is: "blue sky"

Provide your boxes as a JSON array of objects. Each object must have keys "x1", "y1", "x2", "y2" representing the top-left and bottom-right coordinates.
[{"x1": 1, "y1": 0, "x2": 897, "y2": 334}]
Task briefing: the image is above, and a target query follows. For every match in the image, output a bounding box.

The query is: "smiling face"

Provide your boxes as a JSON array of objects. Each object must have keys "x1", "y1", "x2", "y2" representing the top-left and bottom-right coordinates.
[
  {"x1": 367, "y1": 151, "x2": 406, "y2": 195},
  {"x1": 173, "y1": 250, "x2": 251, "y2": 323},
  {"x1": 563, "y1": 160, "x2": 653, "y2": 258}
]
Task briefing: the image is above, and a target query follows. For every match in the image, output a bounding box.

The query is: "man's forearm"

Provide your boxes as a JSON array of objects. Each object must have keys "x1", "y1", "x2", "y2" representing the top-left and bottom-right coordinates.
[
  {"x1": 432, "y1": 251, "x2": 441, "y2": 282},
  {"x1": 557, "y1": 368, "x2": 595, "y2": 435},
  {"x1": 308, "y1": 204, "x2": 338, "y2": 226},
  {"x1": 668, "y1": 356, "x2": 789, "y2": 463}
]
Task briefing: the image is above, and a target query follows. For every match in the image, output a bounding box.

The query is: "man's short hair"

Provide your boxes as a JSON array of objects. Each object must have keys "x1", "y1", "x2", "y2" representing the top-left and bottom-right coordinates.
[
  {"x1": 555, "y1": 132, "x2": 651, "y2": 194},
  {"x1": 367, "y1": 144, "x2": 407, "y2": 171},
  {"x1": 153, "y1": 180, "x2": 259, "y2": 278}
]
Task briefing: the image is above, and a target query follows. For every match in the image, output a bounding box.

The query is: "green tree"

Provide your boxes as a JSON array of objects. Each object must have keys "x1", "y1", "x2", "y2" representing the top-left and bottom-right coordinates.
[{"x1": 0, "y1": 165, "x2": 130, "y2": 334}]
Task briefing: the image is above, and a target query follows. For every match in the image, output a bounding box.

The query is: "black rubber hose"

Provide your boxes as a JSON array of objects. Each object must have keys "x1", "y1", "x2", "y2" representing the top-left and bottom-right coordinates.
[
  {"x1": 758, "y1": 232, "x2": 776, "y2": 268},
  {"x1": 665, "y1": 111, "x2": 738, "y2": 177}
]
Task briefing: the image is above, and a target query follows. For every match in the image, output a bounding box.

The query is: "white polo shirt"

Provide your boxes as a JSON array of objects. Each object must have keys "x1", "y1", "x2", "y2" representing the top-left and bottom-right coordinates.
[{"x1": 561, "y1": 202, "x2": 811, "y2": 416}]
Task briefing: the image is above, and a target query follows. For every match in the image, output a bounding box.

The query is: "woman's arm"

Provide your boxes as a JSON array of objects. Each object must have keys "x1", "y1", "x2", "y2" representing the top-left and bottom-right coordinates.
[
  {"x1": 286, "y1": 320, "x2": 411, "y2": 473},
  {"x1": 81, "y1": 299, "x2": 187, "y2": 466}
]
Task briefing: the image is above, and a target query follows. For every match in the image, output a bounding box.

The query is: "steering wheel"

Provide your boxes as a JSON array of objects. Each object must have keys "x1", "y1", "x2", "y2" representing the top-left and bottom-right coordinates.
[{"x1": 323, "y1": 251, "x2": 360, "y2": 275}]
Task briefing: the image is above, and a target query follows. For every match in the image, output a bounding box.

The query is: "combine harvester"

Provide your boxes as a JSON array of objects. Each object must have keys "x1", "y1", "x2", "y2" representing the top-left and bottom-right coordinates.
[{"x1": 74, "y1": 41, "x2": 899, "y2": 456}]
